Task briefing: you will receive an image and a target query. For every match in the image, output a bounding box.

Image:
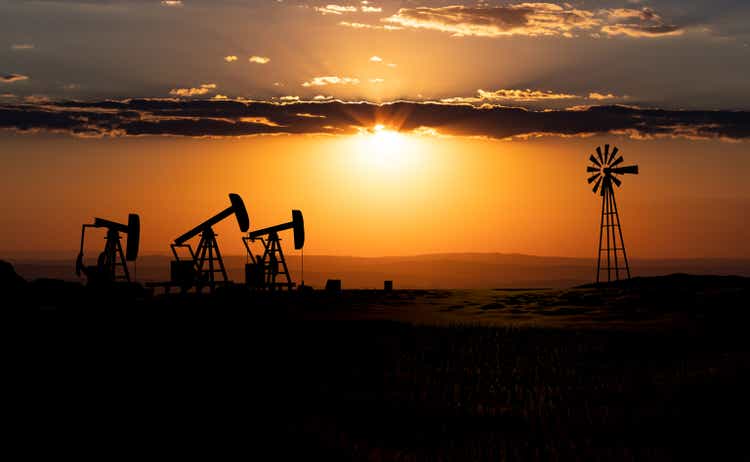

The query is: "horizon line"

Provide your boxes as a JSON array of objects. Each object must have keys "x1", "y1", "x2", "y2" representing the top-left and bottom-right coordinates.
[{"x1": 4, "y1": 251, "x2": 750, "y2": 262}]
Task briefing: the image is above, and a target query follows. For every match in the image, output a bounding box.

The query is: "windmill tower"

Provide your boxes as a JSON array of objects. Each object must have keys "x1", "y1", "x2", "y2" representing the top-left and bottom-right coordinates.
[{"x1": 586, "y1": 144, "x2": 639, "y2": 283}]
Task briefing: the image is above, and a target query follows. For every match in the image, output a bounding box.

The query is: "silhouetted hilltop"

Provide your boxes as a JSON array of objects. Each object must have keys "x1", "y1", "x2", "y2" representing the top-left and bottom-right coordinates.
[
  {"x1": 578, "y1": 273, "x2": 750, "y2": 289},
  {"x1": 0, "y1": 259, "x2": 26, "y2": 291}
]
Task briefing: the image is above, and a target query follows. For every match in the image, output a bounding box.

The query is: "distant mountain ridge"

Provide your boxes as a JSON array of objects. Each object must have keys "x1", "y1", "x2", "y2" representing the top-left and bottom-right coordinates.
[{"x1": 8, "y1": 252, "x2": 750, "y2": 289}]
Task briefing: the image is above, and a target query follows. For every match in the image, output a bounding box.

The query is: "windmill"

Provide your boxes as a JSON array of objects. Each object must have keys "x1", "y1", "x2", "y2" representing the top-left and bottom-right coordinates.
[{"x1": 587, "y1": 144, "x2": 639, "y2": 283}]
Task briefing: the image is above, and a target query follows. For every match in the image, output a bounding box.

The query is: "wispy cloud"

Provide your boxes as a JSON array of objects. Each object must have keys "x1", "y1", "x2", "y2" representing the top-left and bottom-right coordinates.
[
  {"x1": 339, "y1": 21, "x2": 401, "y2": 30},
  {"x1": 479, "y1": 88, "x2": 578, "y2": 102},
  {"x1": 383, "y1": 4, "x2": 683, "y2": 39},
  {"x1": 442, "y1": 88, "x2": 579, "y2": 104},
  {"x1": 249, "y1": 55, "x2": 271, "y2": 64},
  {"x1": 315, "y1": 4, "x2": 357, "y2": 15},
  {"x1": 296, "y1": 112, "x2": 327, "y2": 118},
  {"x1": 239, "y1": 116, "x2": 283, "y2": 127},
  {"x1": 11, "y1": 44, "x2": 34, "y2": 50},
  {"x1": 588, "y1": 92, "x2": 627, "y2": 101},
  {"x1": 599, "y1": 7, "x2": 682, "y2": 37},
  {"x1": 315, "y1": 3, "x2": 382, "y2": 15},
  {"x1": 161, "y1": 0, "x2": 183, "y2": 6},
  {"x1": 369, "y1": 55, "x2": 383, "y2": 63},
  {"x1": 224, "y1": 55, "x2": 238, "y2": 62},
  {"x1": 302, "y1": 76, "x2": 360, "y2": 87},
  {"x1": 169, "y1": 83, "x2": 217, "y2": 97},
  {"x1": 384, "y1": 4, "x2": 598, "y2": 38},
  {"x1": 1, "y1": 74, "x2": 29, "y2": 83},
  {"x1": 23, "y1": 95, "x2": 49, "y2": 104}
]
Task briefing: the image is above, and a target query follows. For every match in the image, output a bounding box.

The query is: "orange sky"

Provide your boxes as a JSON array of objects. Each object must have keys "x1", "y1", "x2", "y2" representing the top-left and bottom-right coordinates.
[{"x1": 1, "y1": 131, "x2": 748, "y2": 259}]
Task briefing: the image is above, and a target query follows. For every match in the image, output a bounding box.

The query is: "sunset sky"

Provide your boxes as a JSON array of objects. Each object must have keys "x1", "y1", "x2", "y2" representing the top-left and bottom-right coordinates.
[{"x1": 1, "y1": 0, "x2": 749, "y2": 259}]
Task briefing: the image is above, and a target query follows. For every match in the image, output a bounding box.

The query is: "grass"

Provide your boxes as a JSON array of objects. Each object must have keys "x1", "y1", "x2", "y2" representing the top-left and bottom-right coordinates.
[
  {"x1": 35, "y1": 317, "x2": 748, "y2": 460},
  {"x1": 268, "y1": 321, "x2": 750, "y2": 460},
  {"x1": 31, "y1": 274, "x2": 750, "y2": 459}
]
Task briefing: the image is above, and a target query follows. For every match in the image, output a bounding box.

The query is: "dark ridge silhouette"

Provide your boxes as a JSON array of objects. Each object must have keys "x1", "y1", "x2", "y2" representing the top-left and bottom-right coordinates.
[
  {"x1": 0, "y1": 259, "x2": 26, "y2": 291},
  {"x1": 578, "y1": 272, "x2": 750, "y2": 289},
  {"x1": 13, "y1": 253, "x2": 750, "y2": 289}
]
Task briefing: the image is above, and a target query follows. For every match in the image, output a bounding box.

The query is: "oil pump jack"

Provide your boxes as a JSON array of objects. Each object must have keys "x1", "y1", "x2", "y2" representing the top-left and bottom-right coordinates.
[
  {"x1": 243, "y1": 210, "x2": 304, "y2": 290},
  {"x1": 76, "y1": 214, "x2": 140, "y2": 285},
  {"x1": 170, "y1": 193, "x2": 249, "y2": 293}
]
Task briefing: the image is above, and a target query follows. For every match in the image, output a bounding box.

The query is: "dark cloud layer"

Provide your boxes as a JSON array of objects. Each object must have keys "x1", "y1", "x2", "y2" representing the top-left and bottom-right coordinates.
[
  {"x1": 0, "y1": 99, "x2": 749, "y2": 141},
  {"x1": 1, "y1": 74, "x2": 30, "y2": 83}
]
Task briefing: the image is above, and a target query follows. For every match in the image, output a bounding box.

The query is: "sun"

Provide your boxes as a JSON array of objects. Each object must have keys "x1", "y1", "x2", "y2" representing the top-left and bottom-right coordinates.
[
  {"x1": 339, "y1": 123, "x2": 427, "y2": 180},
  {"x1": 371, "y1": 124, "x2": 403, "y2": 153},
  {"x1": 353, "y1": 124, "x2": 411, "y2": 169}
]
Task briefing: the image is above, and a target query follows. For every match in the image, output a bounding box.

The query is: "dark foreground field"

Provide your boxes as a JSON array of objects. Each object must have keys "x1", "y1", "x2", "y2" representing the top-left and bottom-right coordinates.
[{"x1": 28, "y1": 274, "x2": 750, "y2": 460}]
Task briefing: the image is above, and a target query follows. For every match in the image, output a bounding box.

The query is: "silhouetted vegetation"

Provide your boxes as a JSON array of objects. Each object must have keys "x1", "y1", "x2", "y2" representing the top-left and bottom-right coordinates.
[{"x1": 31, "y1": 271, "x2": 750, "y2": 460}]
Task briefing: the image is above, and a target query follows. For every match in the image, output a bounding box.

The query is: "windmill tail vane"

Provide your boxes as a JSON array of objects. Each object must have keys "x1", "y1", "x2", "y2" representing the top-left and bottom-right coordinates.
[{"x1": 587, "y1": 144, "x2": 639, "y2": 284}]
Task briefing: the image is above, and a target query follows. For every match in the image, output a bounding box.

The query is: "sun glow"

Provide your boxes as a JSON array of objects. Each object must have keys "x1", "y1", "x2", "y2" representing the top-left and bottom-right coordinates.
[
  {"x1": 371, "y1": 124, "x2": 403, "y2": 154},
  {"x1": 351, "y1": 124, "x2": 420, "y2": 171}
]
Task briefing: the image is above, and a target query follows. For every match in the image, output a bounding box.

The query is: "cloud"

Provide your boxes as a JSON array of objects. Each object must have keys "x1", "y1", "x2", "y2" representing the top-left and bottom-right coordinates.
[
  {"x1": 315, "y1": 4, "x2": 357, "y2": 15},
  {"x1": 24, "y1": 95, "x2": 50, "y2": 104},
  {"x1": 383, "y1": 4, "x2": 599, "y2": 38},
  {"x1": 601, "y1": 24, "x2": 682, "y2": 38},
  {"x1": 11, "y1": 44, "x2": 34, "y2": 50},
  {"x1": 588, "y1": 92, "x2": 627, "y2": 101},
  {"x1": 302, "y1": 76, "x2": 360, "y2": 87},
  {"x1": 599, "y1": 7, "x2": 683, "y2": 37},
  {"x1": 0, "y1": 93, "x2": 16, "y2": 98},
  {"x1": 239, "y1": 117, "x2": 282, "y2": 127},
  {"x1": 338, "y1": 21, "x2": 398, "y2": 30},
  {"x1": 161, "y1": 0, "x2": 183, "y2": 6},
  {"x1": 369, "y1": 55, "x2": 383, "y2": 62},
  {"x1": 314, "y1": 3, "x2": 381, "y2": 15},
  {"x1": 369, "y1": 78, "x2": 385, "y2": 84},
  {"x1": 1, "y1": 74, "x2": 30, "y2": 83},
  {"x1": 249, "y1": 55, "x2": 271, "y2": 64},
  {"x1": 169, "y1": 83, "x2": 217, "y2": 97},
  {"x1": 442, "y1": 88, "x2": 579, "y2": 104},
  {"x1": 383, "y1": 4, "x2": 683, "y2": 38},
  {"x1": 2, "y1": 99, "x2": 749, "y2": 142},
  {"x1": 224, "y1": 55, "x2": 238, "y2": 62},
  {"x1": 478, "y1": 88, "x2": 577, "y2": 101}
]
